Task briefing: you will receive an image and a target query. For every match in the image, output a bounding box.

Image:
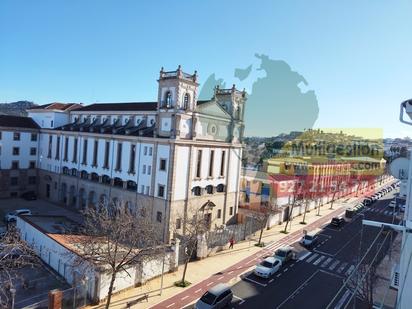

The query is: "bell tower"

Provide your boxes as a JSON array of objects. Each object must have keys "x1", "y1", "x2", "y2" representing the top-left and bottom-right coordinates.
[{"x1": 156, "y1": 65, "x2": 199, "y2": 138}]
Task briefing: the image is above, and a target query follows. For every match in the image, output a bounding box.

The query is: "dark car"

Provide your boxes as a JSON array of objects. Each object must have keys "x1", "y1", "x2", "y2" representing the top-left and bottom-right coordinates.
[
  {"x1": 21, "y1": 191, "x2": 37, "y2": 201},
  {"x1": 331, "y1": 217, "x2": 345, "y2": 227}
]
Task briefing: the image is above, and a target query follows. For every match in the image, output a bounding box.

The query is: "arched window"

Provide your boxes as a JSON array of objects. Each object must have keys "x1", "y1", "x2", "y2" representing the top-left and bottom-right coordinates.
[
  {"x1": 206, "y1": 185, "x2": 214, "y2": 194},
  {"x1": 216, "y1": 184, "x2": 225, "y2": 193},
  {"x1": 165, "y1": 91, "x2": 172, "y2": 108},
  {"x1": 192, "y1": 186, "x2": 202, "y2": 196},
  {"x1": 183, "y1": 93, "x2": 190, "y2": 109}
]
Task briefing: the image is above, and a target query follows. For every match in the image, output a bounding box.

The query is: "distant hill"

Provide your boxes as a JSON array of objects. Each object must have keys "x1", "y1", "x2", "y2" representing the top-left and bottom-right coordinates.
[{"x1": 0, "y1": 101, "x2": 37, "y2": 116}]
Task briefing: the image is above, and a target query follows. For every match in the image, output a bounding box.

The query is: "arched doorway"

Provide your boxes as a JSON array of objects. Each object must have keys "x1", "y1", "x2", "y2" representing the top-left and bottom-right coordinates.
[
  {"x1": 88, "y1": 191, "x2": 96, "y2": 208},
  {"x1": 79, "y1": 188, "x2": 86, "y2": 209},
  {"x1": 69, "y1": 185, "x2": 76, "y2": 207},
  {"x1": 60, "y1": 183, "x2": 67, "y2": 205}
]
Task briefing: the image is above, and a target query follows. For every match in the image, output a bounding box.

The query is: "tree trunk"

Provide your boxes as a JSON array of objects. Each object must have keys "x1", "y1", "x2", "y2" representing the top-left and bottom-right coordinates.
[
  {"x1": 105, "y1": 271, "x2": 117, "y2": 309},
  {"x1": 180, "y1": 243, "x2": 196, "y2": 284},
  {"x1": 258, "y1": 226, "x2": 264, "y2": 245},
  {"x1": 283, "y1": 204, "x2": 294, "y2": 232},
  {"x1": 181, "y1": 256, "x2": 189, "y2": 284},
  {"x1": 329, "y1": 192, "x2": 336, "y2": 209},
  {"x1": 301, "y1": 201, "x2": 308, "y2": 224}
]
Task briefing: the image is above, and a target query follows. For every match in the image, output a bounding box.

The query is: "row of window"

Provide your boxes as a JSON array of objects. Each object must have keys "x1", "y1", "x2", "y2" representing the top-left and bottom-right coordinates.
[
  {"x1": 9, "y1": 176, "x2": 37, "y2": 186},
  {"x1": 60, "y1": 167, "x2": 167, "y2": 198},
  {"x1": 192, "y1": 184, "x2": 225, "y2": 196},
  {"x1": 46, "y1": 135, "x2": 166, "y2": 174},
  {"x1": 195, "y1": 149, "x2": 226, "y2": 179},
  {"x1": 0, "y1": 132, "x2": 37, "y2": 141},
  {"x1": 6, "y1": 161, "x2": 36, "y2": 170}
]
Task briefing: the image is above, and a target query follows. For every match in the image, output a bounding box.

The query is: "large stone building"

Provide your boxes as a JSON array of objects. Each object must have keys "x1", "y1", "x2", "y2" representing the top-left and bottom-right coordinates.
[{"x1": 2, "y1": 66, "x2": 247, "y2": 241}]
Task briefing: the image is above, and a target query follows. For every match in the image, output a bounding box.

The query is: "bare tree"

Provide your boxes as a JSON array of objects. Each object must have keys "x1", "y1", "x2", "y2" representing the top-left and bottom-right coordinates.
[
  {"x1": 300, "y1": 192, "x2": 314, "y2": 225},
  {"x1": 249, "y1": 201, "x2": 278, "y2": 246},
  {"x1": 74, "y1": 201, "x2": 162, "y2": 309},
  {"x1": 174, "y1": 208, "x2": 209, "y2": 287},
  {"x1": 0, "y1": 225, "x2": 40, "y2": 308},
  {"x1": 283, "y1": 191, "x2": 302, "y2": 233}
]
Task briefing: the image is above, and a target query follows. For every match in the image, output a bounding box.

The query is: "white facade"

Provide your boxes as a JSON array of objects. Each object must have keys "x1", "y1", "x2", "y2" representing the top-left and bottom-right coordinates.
[
  {"x1": 28, "y1": 111, "x2": 69, "y2": 129},
  {"x1": 16, "y1": 216, "x2": 179, "y2": 302},
  {"x1": 0, "y1": 130, "x2": 38, "y2": 170},
  {"x1": 20, "y1": 66, "x2": 247, "y2": 240}
]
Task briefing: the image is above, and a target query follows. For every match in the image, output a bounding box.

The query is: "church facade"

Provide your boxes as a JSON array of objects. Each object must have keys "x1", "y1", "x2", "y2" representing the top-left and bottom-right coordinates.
[{"x1": 27, "y1": 66, "x2": 246, "y2": 240}]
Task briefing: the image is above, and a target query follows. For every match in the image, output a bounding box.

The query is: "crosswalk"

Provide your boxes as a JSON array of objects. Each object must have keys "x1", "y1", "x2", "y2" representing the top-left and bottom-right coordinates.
[
  {"x1": 300, "y1": 252, "x2": 355, "y2": 277},
  {"x1": 366, "y1": 207, "x2": 396, "y2": 216}
]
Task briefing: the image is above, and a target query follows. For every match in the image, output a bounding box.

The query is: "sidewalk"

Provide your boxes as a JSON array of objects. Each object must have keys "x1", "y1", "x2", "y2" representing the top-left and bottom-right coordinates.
[{"x1": 88, "y1": 180, "x2": 393, "y2": 309}]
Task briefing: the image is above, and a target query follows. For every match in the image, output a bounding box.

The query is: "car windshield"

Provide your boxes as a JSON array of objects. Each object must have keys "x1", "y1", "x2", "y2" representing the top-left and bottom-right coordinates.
[
  {"x1": 305, "y1": 235, "x2": 314, "y2": 240},
  {"x1": 260, "y1": 261, "x2": 273, "y2": 268},
  {"x1": 276, "y1": 250, "x2": 287, "y2": 257},
  {"x1": 200, "y1": 292, "x2": 216, "y2": 305}
]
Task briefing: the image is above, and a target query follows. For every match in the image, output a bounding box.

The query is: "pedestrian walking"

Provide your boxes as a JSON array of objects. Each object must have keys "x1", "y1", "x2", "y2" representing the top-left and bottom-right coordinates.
[{"x1": 229, "y1": 236, "x2": 235, "y2": 249}]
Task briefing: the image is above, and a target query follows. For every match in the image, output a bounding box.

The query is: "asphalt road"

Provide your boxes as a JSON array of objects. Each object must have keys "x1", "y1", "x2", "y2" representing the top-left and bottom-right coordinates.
[
  {"x1": 153, "y1": 183, "x2": 400, "y2": 309},
  {"x1": 225, "y1": 188, "x2": 400, "y2": 309}
]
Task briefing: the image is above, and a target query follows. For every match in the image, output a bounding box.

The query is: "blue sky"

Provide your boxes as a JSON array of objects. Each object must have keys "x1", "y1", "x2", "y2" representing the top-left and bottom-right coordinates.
[{"x1": 1, "y1": 0, "x2": 411, "y2": 138}]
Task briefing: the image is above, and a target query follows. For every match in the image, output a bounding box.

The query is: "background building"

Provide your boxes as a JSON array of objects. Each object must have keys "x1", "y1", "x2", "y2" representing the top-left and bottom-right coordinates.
[{"x1": 0, "y1": 115, "x2": 40, "y2": 198}]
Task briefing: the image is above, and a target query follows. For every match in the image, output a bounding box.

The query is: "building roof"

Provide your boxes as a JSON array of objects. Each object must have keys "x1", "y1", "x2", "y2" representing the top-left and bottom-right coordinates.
[
  {"x1": 28, "y1": 102, "x2": 83, "y2": 111},
  {"x1": 76, "y1": 102, "x2": 158, "y2": 112},
  {"x1": 0, "y1": 114, "x2": 40, "y2": 129}
]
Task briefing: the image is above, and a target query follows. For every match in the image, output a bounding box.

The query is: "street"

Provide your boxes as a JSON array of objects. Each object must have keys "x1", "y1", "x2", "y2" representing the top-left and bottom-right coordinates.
[
  {"x1": 153, "y1": 186, "x2": 400, "y2": 309},
  {"x1": 221, "y1": 191, "x2": 400, "y2": 309}
]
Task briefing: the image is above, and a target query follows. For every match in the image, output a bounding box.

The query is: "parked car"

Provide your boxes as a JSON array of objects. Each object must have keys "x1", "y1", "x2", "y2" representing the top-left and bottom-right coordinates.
[
  {"x1": 300, "y1": 232, "x2": 318, "y2": 248},
  {"x1": 400, "y1": 204, "x2": 406, "y2": 212},
  {"x1": 254, "y1": 257, "x2": 282, "y2": 278},
  {"x1": 331, "y1": 217, "x2": 345, "y2": 227},
  {"x1": 345, "y1": 208, "x2": 355, "y2": 219},
  {"x1": 21, "y1": 191, "x2": 37, "y2": 200},
  {"x1": 195, "y1": 283, "x2": 233, "y2": 309},
  {"x1": 273, "y1": 246, "x2": 296, "y2": 264},
  {"x1": 363, "y1": 198, "x2": 371, "y2": 206},
  {"x1": 4, "y1": 209, "x2": 32, "y2": 223}
]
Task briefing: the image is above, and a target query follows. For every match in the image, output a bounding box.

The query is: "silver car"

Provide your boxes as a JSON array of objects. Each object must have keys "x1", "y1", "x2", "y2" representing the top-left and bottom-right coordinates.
[{"x1": 195, "y1": 283, "x2": 233, "y2": 309}]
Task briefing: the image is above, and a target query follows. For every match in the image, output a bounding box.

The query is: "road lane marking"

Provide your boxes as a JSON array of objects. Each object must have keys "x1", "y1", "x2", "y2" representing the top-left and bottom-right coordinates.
[
  {"x1": 233, "y1": 295, "x2": 246, "y2": 305},
  {"x1": 276, "y1": 274, "x2": 281, "y2": 277},
  {"x1": 329, "y1": 260, "x2": 340, "y2": 271},
  {"x1": 299, "y1": 251, "x2": 312, "y2": 261},
  {"x1": 195, "y1": 288, "x2": 202, "y2": 293},
  {"x1": 306, "y1": 253, "x2": 319, "y2": 263},
  {"x1": 337, "y1": 262, "x2": 348, "y2": 273},
  {"x1": 283, "y1": 268, "x2": 288, "y2": 272},
  {"x1": 269, "y1": 278, "x2": 274, "y2": 283},
  {"x1": 321, "y1": 257, "x2": 333, "y2": 268},
  {"x1": 334, "y1": 289, "x2": 352, "y2": 309},
  {"x1": 313, "y1": 255, "x2": 326, "y2": 266},
  {"x1": 218, "y1": 276, "x2": 224, "y2": 281},
  {"x1": 319, "y1": 269, "x2": 345, "y2": 279},
  {"x1": 275, "y1": 270, "x2": 320, "y2": 309},
  {"x1": 228, "y1": 271, "x2": 234, "y2": 275},
  {"x1": 242, "y1": 276, "x2": 267, "y2": 287},
  {"x1": 237, "y1": 266, "x2": 242, "y2": 269},
  {"x1": 345, "y1": 265, "x2": 355, "y2": 276},
  {"x1": 181, "y1": 296, "x2": 189, "y2": 300},
  {"x1": 206, "y1": 282, "x2": 214, "y2": 286},
  {"x1": 166, "y1": 303, "x2": 175, "y2": 308}
]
